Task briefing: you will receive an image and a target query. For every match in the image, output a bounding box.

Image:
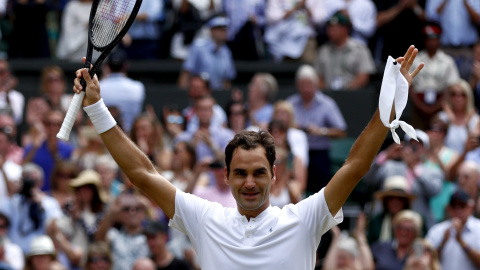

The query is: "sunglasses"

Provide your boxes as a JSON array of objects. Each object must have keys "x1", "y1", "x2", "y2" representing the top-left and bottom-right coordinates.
[
  {"x1": 122, "y1": 206, "x2": 142, "y2": 213},
  {"x1": 88, "y1": 256, "x2": 111, "y2": 263}
]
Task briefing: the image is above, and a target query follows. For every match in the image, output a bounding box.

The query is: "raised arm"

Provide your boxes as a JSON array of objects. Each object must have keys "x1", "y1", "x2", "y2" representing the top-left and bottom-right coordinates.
[
  {"x1": 73, "y1": 65, "x2": 177, "y2": 219},
  {"x1": 324, "y1": 46, "x2": 424, "y2": 216}
]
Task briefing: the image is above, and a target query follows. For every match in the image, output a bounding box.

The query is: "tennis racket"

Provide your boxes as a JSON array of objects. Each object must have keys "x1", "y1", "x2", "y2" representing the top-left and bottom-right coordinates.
[{"x1": 57, "y1": 0, "x2": 142, "y2": 141}]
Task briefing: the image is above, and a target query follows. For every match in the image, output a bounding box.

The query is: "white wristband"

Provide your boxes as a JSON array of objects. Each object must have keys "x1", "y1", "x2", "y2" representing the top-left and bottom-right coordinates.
[{"x1": 83, "y1": 98, "x2": 117, "y2": 134}]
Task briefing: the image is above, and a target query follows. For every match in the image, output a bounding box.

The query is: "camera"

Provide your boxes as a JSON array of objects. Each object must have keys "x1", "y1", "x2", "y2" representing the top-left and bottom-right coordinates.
[{"x1": 19, "y1": 178, "x2": 36, "y2": 199}]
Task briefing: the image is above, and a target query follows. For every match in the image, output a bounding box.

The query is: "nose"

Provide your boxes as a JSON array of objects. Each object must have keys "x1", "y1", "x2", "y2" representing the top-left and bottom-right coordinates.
[{"x1": 244, "y1": 174, "x2": 256, "y2": 189}]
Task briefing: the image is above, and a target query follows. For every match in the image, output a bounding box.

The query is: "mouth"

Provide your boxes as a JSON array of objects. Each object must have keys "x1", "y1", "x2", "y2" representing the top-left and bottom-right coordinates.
[{"x1": 242, "y1": 192, "x2": 260, "y2": 200}]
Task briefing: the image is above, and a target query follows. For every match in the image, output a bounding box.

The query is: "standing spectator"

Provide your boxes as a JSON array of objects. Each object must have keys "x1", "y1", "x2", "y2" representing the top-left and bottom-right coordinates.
[
  {"x1": 0, "y1": 163, "x2": 63, "y2": 253},
  {"x1": 374, "y1": 0, "x2": 426, "y2": 62},
  {"x1": 23, "y1": 109, "x2": 74, "y2": 192},
  {"x1": 247, "y1": 73, "x2": 277, "y2": 129},
  {"x1": 264, "y1": 0, "x2": 327, "y2": 63},
  {"x1": 95, "y1": 192, "x2": 149, "y2": 270},
  {"x1": 409, "y1": 22, "x2": 460, "y2": 130},
  {"x1": 8, "y1": 0, "x2": 50, "y2": 58},
  {"x1": 315, "y1": 11, "x2": 376, "y2": 90},
  {"x1": 287, "y1": 64, "x2": 347, "y2": 194},
  {"x1": 426, "y1": 188, "x2": 480, "y2": 270},
  {"x1": 0, "y1": 59, "x2": 24, "y2": 125},
  {"x1": 142, "y1": 220, "x2": 192, "y2": 270},
  {"x1": 0, "y1": 213, "x2": 24, "y2": 270},
  {"x1": 100, "y1": 49, "x2": 145, "y2": 133},
  {"x1": 222, "y1": 0, "x2": 266, "y2": 60},
  {"x1": 178, "y1": 15, "x2": 236, "y2": 91}
]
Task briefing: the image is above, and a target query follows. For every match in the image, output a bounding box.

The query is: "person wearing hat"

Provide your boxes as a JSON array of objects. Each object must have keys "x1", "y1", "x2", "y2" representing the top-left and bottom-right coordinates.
[
  {"x1": 24, "y1": 235, "x2": 64, "y2": 270},
  {"x1": 426, "y1": 188, "x2": 480, "y2": 270},
  {"x1": 409, "y1": 22, "x2": 460, "y2": 130},
  {"x1": 315, "y1": 10, "x2": 376, "y2": 91},
  {"x1": 99, "y1": 48, "x2": 145, "y2": 133},
  {"x1": 178, "y1": 15, "x2": 236, "y2": 91},
  {"x1": 364, "y1": 130, "x2": 443, "y2": 229}
]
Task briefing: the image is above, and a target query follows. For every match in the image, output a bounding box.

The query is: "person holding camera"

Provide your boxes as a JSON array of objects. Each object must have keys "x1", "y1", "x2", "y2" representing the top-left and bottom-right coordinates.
[
  {"x1": 0, "y1": 163, "x2": 62, "y2": 254},
  {"x1": 364, "y1": 130, "x2": 443, "y2": 229}
]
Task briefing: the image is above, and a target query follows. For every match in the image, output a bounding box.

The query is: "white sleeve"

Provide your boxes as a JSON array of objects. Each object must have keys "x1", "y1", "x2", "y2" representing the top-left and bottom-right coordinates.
[{"x1": 295, "y1": 188, "x2": 343, "y2": 245}]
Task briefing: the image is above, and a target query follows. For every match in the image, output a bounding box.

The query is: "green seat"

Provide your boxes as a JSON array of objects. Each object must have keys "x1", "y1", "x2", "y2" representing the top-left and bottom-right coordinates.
[{"x1": 329, "y1": 137, "x2": 356, "y2": 175}]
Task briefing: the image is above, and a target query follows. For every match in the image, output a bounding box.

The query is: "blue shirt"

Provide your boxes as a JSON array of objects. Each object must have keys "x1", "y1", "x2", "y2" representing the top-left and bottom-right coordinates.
[
  {"x1": 128, "y1": 0, "x2": 163, "y2": 40},
  {"x1": 287, "y1": 92, "x2": 347, "y2": 150},
  {"x1": 23, "y1": 140, "x2": 74, "y2": 192},
  {"x1": 182, "y1": 39, "x2": 236, "y2": 91},
  {"x1": 223, "y1": 0, "x2": 266, "y2": 40}
]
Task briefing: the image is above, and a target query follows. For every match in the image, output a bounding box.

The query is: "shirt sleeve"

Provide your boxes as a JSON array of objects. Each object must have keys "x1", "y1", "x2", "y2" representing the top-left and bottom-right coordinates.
[
  {"x1": 295, "y1": 188, "x2": 343, "y2": 245},
  {"x1": 325, "y1": 99, "x2": 347, "y2": 130},
  {"x1": 182, "y1": 44, "x2": 200, "y2": 73}
]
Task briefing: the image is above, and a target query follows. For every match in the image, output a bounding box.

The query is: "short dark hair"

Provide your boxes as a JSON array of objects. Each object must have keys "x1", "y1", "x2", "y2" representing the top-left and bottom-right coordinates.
[{"x1": 225, "y1": 130, "x2": 276, "y2": 176}]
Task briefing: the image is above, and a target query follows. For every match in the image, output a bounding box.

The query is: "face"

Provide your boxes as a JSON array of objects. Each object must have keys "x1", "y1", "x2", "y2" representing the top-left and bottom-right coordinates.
[
  {"x1": 225, "y1": 147, "x2": 276, "y2": 219},
  {"x1": 424, "y1": 37, "x2": 440, "y2": 52},
  {"x1": 87, "y1": 254, "x2": 112, "y2": 270},
  {"x1": 76, "y1": 185, "x2": 95, "y2": 204},
  {"x1": 297, "y1": 78, "x2": 316, "y2": 103},
  {"x1": 248, "y1": 76, "x2": 265, "y2": 103},
  {"x1": 228, "y1": 103, "x2": 246, "y2": 132},
  {"x1": 45, "y1": 72, "x2": 65, "y2": 105},
  {"x1": 30, "y1": 254, "x2": 54, "y2": 270},
  {"x1": 270, "y1": 126, "x2": 287, "y2": 147},
  {"x1": 457, "y1": 166, "x2": 479, "y2": 194},
  {"x1": 447, "y1": 201, "x2": 474, "y2": 224},
  {"x1": 145, "y1": 233, "x2": 167, "y2": 255},
  {"x1": 449, "y1": 85, "x2": 467, "y2": 110},
  {"x1": 326, "y1": 24, "x2": 349, "y2": 45},
  {"x1": 273, "y1": 108, "x2": 291, "y2": 127},
  {"x1": 336, "y1": 250, "x2": 355, "y2": 268},
  {"x1": 394, "y1": 220, "x2": 417, "y2": 247},
  {"x1": 195, "y1": 98, "x2": 214, "y2": 126},
  {"x1": 404, "y1": 140, "x2": 426, "y2": 157},
  {"x1": 96, "y1": 164, "x2": 116, "y2": 189},
  {"x1": 210, "y1": 27, "x2": 227, "y2": 43},
  {"x1": 44, "y1": 111, "x2": 64, "y2": 137},
  {"x1": 134, "y1": 118, "x2": 153, "y2": 141},
  {"x1": 54, "y1": 170, "x2": 76, "y2": 189},
  {"x1": 119, "y1": 196, "x2": 145, "y2": 227},
  {"x1": 427, "y1": 124, "x2": 447, "y2": 145},
  {"x1": 385, "y1": 196, "x2": 407, "y2": 216},
  {"x1": 189, "y1": 77, "x2": 209, "y2": 99}
]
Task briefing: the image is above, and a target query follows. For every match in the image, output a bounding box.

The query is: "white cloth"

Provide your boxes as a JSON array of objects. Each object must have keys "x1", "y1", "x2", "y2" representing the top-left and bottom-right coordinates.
[
  {"x1": 287, "y1": 128, "x2": 309, "y2": 166},
  {"x1": 169, "y1": 188, "x2": 343, "y2": 270},
  {"x1": 4, "y1": 240, "x2": 24, "y2": 270},
  {"x1": 379, "y1": 56, "x2": 417, "y2": 144},
  {"x1": 0, "y1": 90, "x2": 24, "y2": 125},
  {"x1": 0, "y1": 160, "x2": 22, "y2": 201}
]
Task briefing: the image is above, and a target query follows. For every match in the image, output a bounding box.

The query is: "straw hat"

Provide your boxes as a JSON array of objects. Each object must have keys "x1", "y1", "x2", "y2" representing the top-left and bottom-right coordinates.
[
  {"x1": 27, "y1": 235, "x2": 56, "y2": 258},
  {"x1": 374, "y1": 175, "x2": 416, "y2": 201},
  {"x1": 69, "y1": 170, "x2": 108, "y2": 203}
]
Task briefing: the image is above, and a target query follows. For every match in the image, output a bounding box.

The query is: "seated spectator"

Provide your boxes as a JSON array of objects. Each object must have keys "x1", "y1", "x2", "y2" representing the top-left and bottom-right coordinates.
[
  {"x1": 39, "y1": 66, "x2": 71, "y2": 113},
  {"x1": 94, "y1": 155, "x2": 124, "y2": 201},
  {"x1": 142, "y1": 220, "x2": 192, "y2": 270},
  {"x1": 223, "y1": 0, "x2": 266, "y2": 60},
  {"x1": 409, "y1": 22, "x2": 460, "y2": 130},
  {"x1": 367, "y1": 175, "x2": 417, "y2": 245},
  {"x1": 178, "y1": 16, "x2": 236, "y2": 91},
  {"x1": 315, "y1": 11, "x2": 376, "y2": 90},
  {"x1": 84, "y1": 241, "x2": 112, "y2": 270},
  {"x1": 264, "y1": 0, "x2": 326, "y2": 63},
  {"x1": 225, "y1": 101, "x2": 248, "y2": 134},
  {"x1": 403, "y1": 238, "x2": 441, "y2": 270},
  {"x1": 162, "y1": 105, "x2": 186, "y2": 147},
  {"x1": 23, "y1": 109, "x2": 74, "y2": 192},
  {"x1": 247, "y1": 73, "x2": 278, "y2": 129},
  {"x1": 0, "y1": 59, "x2": 24, "y2": 125},
  {"x1": 426, "y1": 188, "x2": 480, "y2": 270},
  {"x1": 0, "y1": 212, "x2": 24, "y2": 270},
  {"x1": 371, "y1": 210, "x2": 424, "y2": 270},
  {"x1": 0, "y1": 163, "x2": 62, "y2": 253},
  {"x1": 322, "y1": 213, "x2": 374, "y2": 270},
  {"x1": 24, "y1": 235, "x2": 65, "y2": 270}
]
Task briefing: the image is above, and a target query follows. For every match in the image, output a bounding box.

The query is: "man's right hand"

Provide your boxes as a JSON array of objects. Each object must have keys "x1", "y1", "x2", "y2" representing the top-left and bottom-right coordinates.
[{"x1": 73, "y1": 57, "x2": 101, "y2": 107}]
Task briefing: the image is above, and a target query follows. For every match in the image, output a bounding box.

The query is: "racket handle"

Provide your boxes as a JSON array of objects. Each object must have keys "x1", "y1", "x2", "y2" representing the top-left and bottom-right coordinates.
[{"x1": 56, "y1": 91, "x2": 85, "y2": 141}]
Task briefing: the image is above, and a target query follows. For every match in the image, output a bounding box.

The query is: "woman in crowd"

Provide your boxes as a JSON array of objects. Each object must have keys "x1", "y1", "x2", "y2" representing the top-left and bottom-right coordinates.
[
  {"x1": 50, "y1": 160, "x2": 79, "y2": 213},
  {"x1": 225, "y1": 100, "x2": 249, "y2": 134},
  {"x1": 403, "y1": 239, "x2": 441, "y2": 270},
  {"x1": 84, "y1": 242, "x2": 112, "y2": 270},
  {"x1": 39, "y1": 66, "x2": 70, "y2": 113},
  {"x1": 94, "y1": 154, "x2": 123, "y2": 200},
  {"x1": 24, "y1": 235, "x2": 64, "y2": 270}
]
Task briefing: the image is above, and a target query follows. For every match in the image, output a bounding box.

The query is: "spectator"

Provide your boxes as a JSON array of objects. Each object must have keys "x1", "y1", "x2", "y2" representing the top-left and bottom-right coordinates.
[
  {"x1": 0, "y1": 59, "x2": 24, "y2": 125},
  {"x1": 364, "y1": 130, "x2": 443, "y2": 229},
  {"x1": 223, "y1": 0, "x2": 266, "y2": 60},
  {"x1": 132, "y1": 258, "x2": 156, "y2": 270},
  {"x1": 371, "y1": 210, "x2": 424, "y2": 270},
  {"x1": 264, "y1": 0, "x2": 326, "y2": 63},
  {"x1": 367, "y1": 175, "x2": 417, "y2": 245},
  {"x1": 0, "y1": 112, "x2": 22, "y2": 165},
  {"x1": 438, "y1": 79, "x2": 479, "y2": 154},
  {"x1": 467, "y1": 42, "x2": 480, "y2": 109},
  {"x1": 403, "y1": 238, "x2": 441, "y2": 270},
  {"x1": 142, "y1": 220, "x2": 192, "y2": 270},
  {"x1": 225, "y1": 101, "x2": 248, "y2": 134},
  {"x1": 56, "y1": 0, "x2": 99, "y2": 61},
  {"x1": 0, "y1": 212, "x2": 24, "y2": 270},
  {"x1": 123, "y1": 0, "x2": 163, "y2": 59},
  {"x1": 39, "y1": 66, "x2": 71, "y2": 113},
  {"x1": 23, "y1": 109, "x2": 74, "y2": 192},
  {"x1": 24, "y1": 235, "x2": 64, "y2": 270},
  {"x1": 22, "y1": 96, "x2": 51, "y2": 147},
  {"x1": 268, "y1": 120, "x2": 306, "y2": 207},
  {"x1": 193, "y1": 160, "x2": 236, "y2": 208},
  {"x1": 409, "y1": 22, "x2": 460, "y2": 130},
  {"x1": 95, "y1": 192, "x2": 149, "y2": 270},
  {"x1": 162, "y1": 105, "x2": 186, "y2": 147},
  {"x1": 0, "y1": 163, "x2": 62, "y2": 253},
  {"x1": 425, "y1": 0, "x2": 480, "y2": 62},
  {"x1": 455, "y1": 161, "x2": 480, "y2": 217},
  {"x1": 374, "y1": 0, "x2": 426, "y2": 63},
  {"x1": 182, "y1": 74, "x2": 227, "y2": 133},
  {"x1": 247, "y1": 73, "x2": 277, "y2": 129},
  {"x1": 49, "y1": 160, "x2": 79, "y2": 213},
  {"x1": 94, "y1": 154, "x2": 123, "y2": 200},
  {"x1": 287, "y1": 64, "x2": 347, "y2": 194},
  {"x1": 0, "y1": 127, "x2": 21, "y2": 200},
  {"x1": 178, "y1": 15, "x2": 236, "y2": 91},
  {"x1": 100, "y1": 49, "x2": 146, "y2": 133},
  {"x1": 175, "y1": 95, "x2": 235, "y2": 163},
  {"x1": 316, "y1": 11, "x2": 376, "y2": 91},
  {"x1": 426, "y1": 188, "x2": 480, "y2": 270},
  {"x1": 84, "y1": 242, "x2": 112, "y2": 270}
]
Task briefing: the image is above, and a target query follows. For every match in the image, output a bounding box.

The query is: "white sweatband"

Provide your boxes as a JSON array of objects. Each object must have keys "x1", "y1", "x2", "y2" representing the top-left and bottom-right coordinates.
[{"x1": 83, "y1": 98, "x2": 117, "y2": 134}]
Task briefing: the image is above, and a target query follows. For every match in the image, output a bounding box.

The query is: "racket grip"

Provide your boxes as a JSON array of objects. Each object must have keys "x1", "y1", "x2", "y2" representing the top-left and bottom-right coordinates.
[{"x1": 56, "y1": 91, "x2": 85, "y2": 141}]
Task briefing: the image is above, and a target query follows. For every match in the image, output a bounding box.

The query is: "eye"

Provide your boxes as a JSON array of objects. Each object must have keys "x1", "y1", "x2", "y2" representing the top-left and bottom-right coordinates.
[
  {"x1": 254, "y1": 171, "x2": 265, "y2": 176},
  {"x1": 235, "y1": 171, "x2": 246, "y2": 176}
]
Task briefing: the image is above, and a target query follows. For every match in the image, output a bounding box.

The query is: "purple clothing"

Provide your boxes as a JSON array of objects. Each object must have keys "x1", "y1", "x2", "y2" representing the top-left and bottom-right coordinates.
[
  {"x1": 371, "y1": 240, "x2": 407, "y2": 270},
  {"x1": 193, "y1": 186, "x2": 236, "y2": 208},
  {"x1": 287, "y1": 92, "x2": 347, "y2": 150}
]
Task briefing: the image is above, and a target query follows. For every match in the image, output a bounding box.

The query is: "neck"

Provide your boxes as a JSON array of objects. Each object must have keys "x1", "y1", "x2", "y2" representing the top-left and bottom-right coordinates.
[
  {"x1": 154, "y1": 249, "x2": 174, "y2": 267},
  {"x1": 333, "y1": 38, "x2": 348, "y2": 48},
  {"x1": 427, "y1": 49, "x2": 437, "y2": 58},
  {"x1": 249, "y1": 100, "x2": 265, "y2": 110}
]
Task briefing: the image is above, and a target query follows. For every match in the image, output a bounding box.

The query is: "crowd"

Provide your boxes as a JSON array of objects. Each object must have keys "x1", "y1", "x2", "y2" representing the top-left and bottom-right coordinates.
[{"x1": 0, "y1": 0, "x2": 478, "y2": 270}]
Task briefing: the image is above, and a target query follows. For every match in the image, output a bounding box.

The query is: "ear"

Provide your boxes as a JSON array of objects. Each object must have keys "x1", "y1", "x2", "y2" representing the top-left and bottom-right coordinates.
[
  {"x1": 224, "y1": 166, "x2": 230, "y2": 186},
  {"x1": 272, "y1": 165, "x2": 277, "y2": 184}
]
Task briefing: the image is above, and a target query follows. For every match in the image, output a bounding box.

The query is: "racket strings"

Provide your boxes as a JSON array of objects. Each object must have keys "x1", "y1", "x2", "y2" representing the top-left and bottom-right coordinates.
[{"x1": 91, "y1": 0, "x2": 135, "y2": 48}]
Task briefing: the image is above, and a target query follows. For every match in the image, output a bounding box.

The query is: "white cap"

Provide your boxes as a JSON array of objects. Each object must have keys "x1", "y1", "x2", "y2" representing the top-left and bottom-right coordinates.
[
  {"x1": 28, "y1": 235, "x2": 56, "y2": 257},
  {"x1": 404, "y1": 129, "x2": 429, "y2": 149}
]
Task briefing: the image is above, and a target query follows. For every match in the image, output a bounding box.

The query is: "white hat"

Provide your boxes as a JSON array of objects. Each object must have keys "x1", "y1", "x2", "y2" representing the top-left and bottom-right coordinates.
[
  {"x1": 374, "y1": 175, "x2": 416, "y2": 201},
  {"x1": 28, "y1": 235, "x2": 56, "y2": 257},
  {"x1": 404, "y1": 129, "x2": 430, "y2": 149},
  {"x1": 337, "y1": 233, "x2": 358, "y2": 257}
]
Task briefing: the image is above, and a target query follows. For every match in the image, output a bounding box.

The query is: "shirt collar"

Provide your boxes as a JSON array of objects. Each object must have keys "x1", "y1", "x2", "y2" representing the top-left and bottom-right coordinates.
[{"x1": 234, "y1": 205, "x2": 272, "y2": 222}]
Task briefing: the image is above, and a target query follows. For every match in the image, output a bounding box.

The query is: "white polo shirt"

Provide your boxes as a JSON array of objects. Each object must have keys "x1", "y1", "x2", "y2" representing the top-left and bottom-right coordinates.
[{"x1": 169, "y1": 188, "x2": 343, "y2": 270}]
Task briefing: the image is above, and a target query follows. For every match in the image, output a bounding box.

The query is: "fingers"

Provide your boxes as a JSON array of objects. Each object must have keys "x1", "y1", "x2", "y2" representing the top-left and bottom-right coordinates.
[
  {"x1": 396, "y1": 57, "x2": 405, "y2": 64},
  {"x1": 401, "y1": 45, "x2": 416, "y2": 70},
  {"x1": 411, "y1": 62, "x2": 425, "y2": 79}
]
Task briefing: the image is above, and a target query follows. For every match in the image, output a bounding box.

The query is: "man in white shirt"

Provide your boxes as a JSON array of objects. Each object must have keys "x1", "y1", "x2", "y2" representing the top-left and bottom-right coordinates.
[{"x1": 71, "y1": 46, "x2": 423, "y2": 269}]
